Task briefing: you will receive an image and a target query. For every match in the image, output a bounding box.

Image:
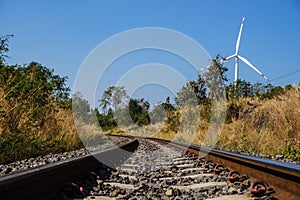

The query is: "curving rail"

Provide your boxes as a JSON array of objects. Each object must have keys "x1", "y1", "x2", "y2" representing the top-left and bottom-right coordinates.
[
  {"x1": 0, "y1": 134, "x2": 299, "y2": 199},
  {"x1": 0, "y1": 138, "x2": 138, "y2": 200},
  {"x1": 146, "y1": 137, "x2": 300, "y2": 200}
]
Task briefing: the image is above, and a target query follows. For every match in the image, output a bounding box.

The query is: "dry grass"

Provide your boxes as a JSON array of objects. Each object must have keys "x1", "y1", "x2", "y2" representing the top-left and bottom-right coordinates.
[
  {"x1": 117, "y1": 86, "x2": 300, "y2": 159},
  {"x1": 217, "y1": 87, "x2": 300, "y2": 156},
  {"x1": 75, "y1": 122, "x2": 109, "y2": 147},
  {"x1": 0, "y1": 87, "x2": 83, "y2": 163},
  {"x1": 0, "y1": 84, "x2": 114, "y2": 164}
]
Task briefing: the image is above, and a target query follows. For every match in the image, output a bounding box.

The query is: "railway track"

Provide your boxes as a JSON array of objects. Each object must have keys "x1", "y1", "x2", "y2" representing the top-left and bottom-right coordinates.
[
  {"x1": 0, "y1": 136, "x2": 299, "y2": 199},
  {"x1": 0, "y1": 137, "x2": 138, "y2": 200}
]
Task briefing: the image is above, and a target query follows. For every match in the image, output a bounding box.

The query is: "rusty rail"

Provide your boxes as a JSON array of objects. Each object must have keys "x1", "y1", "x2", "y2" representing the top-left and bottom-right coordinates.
[
  {"x1": 0, "y1": 138, "x2": 139, "y2": 200},
  {"x1": 145, "y1": 137, "x2": 300, "y2": 200},
  {"x1": 1, "y1": 133, "x2": 299, "y2": 199}
]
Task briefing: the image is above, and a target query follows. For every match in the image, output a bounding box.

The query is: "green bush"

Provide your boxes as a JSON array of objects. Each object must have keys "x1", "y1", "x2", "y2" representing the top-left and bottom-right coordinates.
[{"x1": 280, "y1": 139, "x2": 300, "y2": 160}]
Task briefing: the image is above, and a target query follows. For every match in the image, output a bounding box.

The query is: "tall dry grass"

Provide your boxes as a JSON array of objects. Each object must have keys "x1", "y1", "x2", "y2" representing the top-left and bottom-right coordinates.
[
  {"x1": 218, "y1": 87, "x2": 300, "y2": 156},
  {"x1": 121, "y1": 86, "x2": 300, "y2": 159},
  {"x1": 0, "y1": 87, "x2": 83, "y2": 164}
]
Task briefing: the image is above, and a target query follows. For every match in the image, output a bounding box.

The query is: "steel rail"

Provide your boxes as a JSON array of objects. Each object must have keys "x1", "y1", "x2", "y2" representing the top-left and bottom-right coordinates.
[
  {"x1": 0, "y1": 138, "x2": 139, "y2": 200},
  {"x1": 143, "y1": 137, "x2": 300, "y2": 200},
  {"x1": 1, "y1": 133, "x2": 299, "y2": 199}
]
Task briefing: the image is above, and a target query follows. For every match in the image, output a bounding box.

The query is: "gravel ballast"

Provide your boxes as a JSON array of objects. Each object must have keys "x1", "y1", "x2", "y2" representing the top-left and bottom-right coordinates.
[{"x1": 0, "y1": 136, "x2": 130, "y2": 176}]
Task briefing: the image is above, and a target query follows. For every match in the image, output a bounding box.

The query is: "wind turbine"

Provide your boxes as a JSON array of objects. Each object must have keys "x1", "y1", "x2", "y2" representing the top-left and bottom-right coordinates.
[{"x1": 222, "y1": 17, "x2": 270, "y2": 83}]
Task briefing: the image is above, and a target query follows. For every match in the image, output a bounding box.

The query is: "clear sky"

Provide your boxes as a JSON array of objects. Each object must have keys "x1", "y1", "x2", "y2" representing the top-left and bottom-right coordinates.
[{"x1": 1, "y1": 0, "x2": 300, "y2": 105}]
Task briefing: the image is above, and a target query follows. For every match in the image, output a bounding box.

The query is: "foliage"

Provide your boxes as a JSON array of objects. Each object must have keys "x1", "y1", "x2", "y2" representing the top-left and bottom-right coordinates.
[
  {"x1": 99, "y1": 86, "x2": 128, "y2": 113},
  {"x1": 98, "y1": 86, "x2": 128, "y2": 130},
  {"x1": 129, "y1": 98, "x2": 150, "y2": 126},
  {"x1": 175, "y1": 73, "x2": 207, "y2": 107},
  {"x1": 98, "y1": 87, "x2": 152, "y2": 129},
  {"x1": 162, "y1": 96, "x2": 175, "y2": 118},
  {"x1": 225, "y1": 101, "x2": 242, "y2": 123},
  {"x1": 0, "y1": 62, "x2": 70, "y2": 104},
  {"x1": 0, "y1": 35, "x2": 82, "y2": 164},
  {"x1": 175, "y1": 82, "x2": 198, "y2": 107},
  {"x1": 0, "y1": 84, "x2": 82, "y2": 163},
  {"x1": 163, "y1": 110, "x2": 181, "y2": 133},
  {"x1": 205, "y1": 55, "x2": 228, "y2": 100},
  {"x1": 280, "y1": 139, "x2": 300, "y2": 160},
  {"x1": 2, "y1": 32, "x2": 298, "y2": 163},
  {"x1": 226, "y1": 79, "x2": 252, "y2": 99},
  {"x1": 0, "y1": 34, "x2": 13, "y2": 65},
  {"x1": 96, "y1": 108, "x2": 117, "y2": 131},
  {"x1": 72, "y1": 92, "x2": 91, "y2": 122},
  {"x1": 150, "y1": 104, "x2": 166, "y2": 124},
  {"x1": 226, "y1": 80, "x2": 286, "y2": 100},
  {"x1": 146, "y1": 55, "x2": 299, "y2": 160},
  {"x1": 0, "y1": 62, "x2": 70, "y2": 133}
]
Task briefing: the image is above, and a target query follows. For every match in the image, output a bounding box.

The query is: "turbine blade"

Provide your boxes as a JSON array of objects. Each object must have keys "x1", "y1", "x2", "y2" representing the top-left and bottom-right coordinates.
[
  {"x1": 238, "y1": 55, "x2": 270, "y2": 82},
  {"x1": 235, "y1": 17, "x2": 245, "y2": 54},
  {"x1": 222, "y1": 54, "x2": 235, "y2": 63}
]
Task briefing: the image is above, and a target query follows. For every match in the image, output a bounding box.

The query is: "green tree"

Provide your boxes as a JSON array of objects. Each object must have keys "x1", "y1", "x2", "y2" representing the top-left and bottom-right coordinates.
[
  {"x1": 98, "y1": 86, "x2": 129, "y2": 129},
  {"x1": 0, "y1": 34, "x2": 13, "y2": 65},
  {"x1": 191, "y1": 73, "x2": 207, "y2": 102},
  {"x1": 99, "y1": 86, "x2": 128, "y2": 113},
  {"x1": 72, "y1": 92, "x2": 91, "y2": 122},
  {"x1": 175, "y1": 82, "x2": 198, "y2": 107},
  {"x1": 205, "y1": 55, "x2": 228, "y2": 100},
  {"x1": 252, "y1": 82, "x2": 264, "y2": 97},
  {"x1": 226, "y1": 79, "x2": 253, "y2": 99},
  {"x1": 150, "y1": 104, "x2": 166, "y2": 124},
  {"x1": 99, "y1": 86, "x2": 113, "y2": 114},
  {"x1": 175, "y1": 73, "x2": 207, "y2": 107},
  {"x1": 260, "y1": 85, "x2": 284, "y2": 99},
  {"x1": 0, "y1": 62, "x2": 70, "y2": 105},
  {"x1": 97, "y1": 108, "x2": 117, "y2": 131},
  {"x1": 162, "y1": 96, "x2": 175, "y2": 113},
  {"x1": 0, "y1": 62, "x2": 70, "y2": 134},
  {"x1": 0, "y1": 34, "x2": 83, "y2": 163},
  {"x1": 129, "y1": 98, "x2": 150, "y2": 126},
  {"x1": 112, "y1": 86, "x2": 128, "y2": 111}
]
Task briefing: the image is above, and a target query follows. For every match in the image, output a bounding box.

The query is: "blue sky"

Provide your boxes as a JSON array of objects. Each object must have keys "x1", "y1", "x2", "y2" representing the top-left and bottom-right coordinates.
[{"x1": 1, "y1": 0, "x2": 300, "y2": 105}]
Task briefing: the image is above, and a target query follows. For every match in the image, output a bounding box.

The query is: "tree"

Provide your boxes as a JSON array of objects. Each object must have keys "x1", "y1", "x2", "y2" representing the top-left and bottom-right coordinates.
[
  {"x1": 175, "y1": 73, "x2": 207, "y2": 107},
  {"x1": 99, "y1": 86, "x2": 113, "y2": 114},
  {"x1": 175, "y1": 82, "x2": 198, "y2": 107},
  {"x1": 226, "y1": 79, "x2": 253, "y2": 99},
  {"x1": 0, "y1": 63, "x2": 71, "y2": 146},
  {"x1": 0, "y1": 35, "x2": 84, "y2": 163},
  {"x1": 97, "y1": 108, "x2": 117, "y2": 130},
  {"x1": 162, "y1": 96, "x2": 175, "y2": 113},
  {"x1": 99, "y1": 86, "x2": 128, "y2": 113},
  {"x1": 252, "y1": 82, "x2": 264, "y2": 97},
  {"x1": 0, "y1": 62, "x2": 70, "y2": 134},
  {"x1": 0, "y1": 62, "x2": 70, "y2": 105},
  {"x1": 129, "y1": 98, "x2": 150, "y2": 126},
  {"x1": 190, "y1": 72, "x2": 207, "y2": 103},
  {"x1": 205, "y1": 55, "x2": 228, "y2": 100},
  {"x1": 150, "y1": 104, "x2": 166, "y2": 124},
  {"x1": 98, "y1": 86, "x2": 130, "y2": 129},
  {"x1": 261, "y1": 85, "x2": 284, "y2": 99},
  {"x1": 0, "y1": 34, "x2": 13, "y2": 65},
  {"x1": 72, "y1": 92, "x2": 91, "y2": 122},
  {"x1": 112, "y1": 86, "x2": 128, "y2": 111}
]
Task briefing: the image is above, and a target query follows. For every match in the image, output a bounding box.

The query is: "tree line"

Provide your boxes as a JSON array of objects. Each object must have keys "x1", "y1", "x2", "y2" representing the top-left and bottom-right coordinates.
[
  {"x1": 0, "y1": 34, "x2": 295, "y2": 156},
  {"x1": 0, "y1": 35, "x2": 81, "y2": 163},
  {"x1": 84, "y1": 55, "x2": 295, "y2": 130}
]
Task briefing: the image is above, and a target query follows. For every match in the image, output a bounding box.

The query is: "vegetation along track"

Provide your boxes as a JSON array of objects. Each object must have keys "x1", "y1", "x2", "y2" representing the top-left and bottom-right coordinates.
[{"x1": 0, "y1": 136, "x2": 299, "y2": 199}]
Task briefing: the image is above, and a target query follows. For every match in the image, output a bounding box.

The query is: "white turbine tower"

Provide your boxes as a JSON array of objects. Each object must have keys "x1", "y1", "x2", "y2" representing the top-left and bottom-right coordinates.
[{"x1": 222, "y1": 17, "x2": 270, "y2": 83}]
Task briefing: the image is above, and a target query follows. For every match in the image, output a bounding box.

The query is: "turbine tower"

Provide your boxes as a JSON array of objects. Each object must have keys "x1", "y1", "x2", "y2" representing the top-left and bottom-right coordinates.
[{"x1": 222, "y1": 17, "x2": 270, "y2": 83}]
